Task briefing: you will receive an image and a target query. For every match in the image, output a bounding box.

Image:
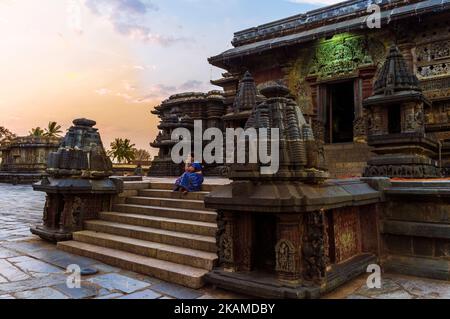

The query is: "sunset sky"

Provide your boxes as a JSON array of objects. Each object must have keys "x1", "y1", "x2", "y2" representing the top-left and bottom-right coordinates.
[{"x1": 0, "y1": 0, "x2": 336, "y2": 155}]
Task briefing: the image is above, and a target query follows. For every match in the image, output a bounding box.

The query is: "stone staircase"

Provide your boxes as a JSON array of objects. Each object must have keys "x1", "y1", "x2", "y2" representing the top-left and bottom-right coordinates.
[{"x1": 58, "y1": 181, "x2": 220, "y2": 289}]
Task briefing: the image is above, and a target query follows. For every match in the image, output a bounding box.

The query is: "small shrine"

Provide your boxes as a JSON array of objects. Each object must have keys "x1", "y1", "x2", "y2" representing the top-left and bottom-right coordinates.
[
  {"x1": 149, "y1": 91, "x2": 227, "y2": 176},
  {"x1": 205, "y1": 81, "x2": 382, "y2": 299},
  {"x1": 0, "y1": 136, "x2": 61, "y2": 184},
  {"x1": 31, "y1": 118, "x2": 120, "y2": 242},
  {"x1": 363, "y1": 45, "x2": 440, "y2": 178}
]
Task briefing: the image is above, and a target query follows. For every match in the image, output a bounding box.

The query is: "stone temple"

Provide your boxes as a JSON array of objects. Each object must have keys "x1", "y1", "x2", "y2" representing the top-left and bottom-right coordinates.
[
  {"x1": 27, "y1": 0, "x2": 450, "y2": 299},
  {"x1": 150, "y1": 0, "x2": 450, "y2": 179}
]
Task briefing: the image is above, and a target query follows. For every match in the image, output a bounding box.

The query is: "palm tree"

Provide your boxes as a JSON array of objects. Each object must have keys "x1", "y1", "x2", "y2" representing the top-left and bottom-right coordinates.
[
  {"x1": 29, "y1": 127, "x2": 45, "y2": 137},
  {"x1": 44, "y1": 121, "x2": 63, "y2": 137},
  {"x1": 0, "y1": 127, "x2": 15, "y2": 142},
  {"x1": 108, "y1": 138, "x2": 136, "y2": 164},
  {"x1": 133, "y1": 148, "x2": 152, "y2": 162}
]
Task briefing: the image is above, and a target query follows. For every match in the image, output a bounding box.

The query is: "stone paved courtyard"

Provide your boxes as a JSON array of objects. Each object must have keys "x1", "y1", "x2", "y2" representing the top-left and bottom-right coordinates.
[{"x1": 1, "y1": 183, "x2": 450, "y2": 299}]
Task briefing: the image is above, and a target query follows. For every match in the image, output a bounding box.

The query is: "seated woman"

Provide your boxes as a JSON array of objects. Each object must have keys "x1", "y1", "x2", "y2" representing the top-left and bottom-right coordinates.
[{"x1": 174, "y1": 162, "x2": 204, "y2": 194}]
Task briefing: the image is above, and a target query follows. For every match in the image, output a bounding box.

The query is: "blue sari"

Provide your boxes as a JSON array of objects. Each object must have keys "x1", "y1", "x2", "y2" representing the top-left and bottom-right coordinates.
[{"x1": 174, "y1": 172, "x2": 204, "y2": 192}]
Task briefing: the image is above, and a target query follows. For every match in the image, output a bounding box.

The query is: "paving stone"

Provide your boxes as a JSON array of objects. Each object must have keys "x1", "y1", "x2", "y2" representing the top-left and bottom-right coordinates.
[
  {"x1": 197, "y1": 294, "x2": 218, "y2": 299},
  {"x1": 28, "y1": 249, "x2": 97, "y2": 269},
  {"x1": 150, "y1": 282, "x2": 203, "y2": 299},
  {"x1": 7, "y1": 256, "x2": 34, "y2": 263},
  {"x1": 15, "y1": 287, "x2": 69, "y2": 299},
  {"x1": 95, "y1": 293, "x2": 124, "y2": 299},
  {"x1": 0, "y1": 248, "x2": 20, "y2": 259},
  {"x1": 372, "y1": 290, "x2": 415, "y2": 299},
  {"x1": 0, "y1": 259, "x2": 30, "y2": 282},
  {"x1": 351, "y1": 278, "x2": 403, "y2": 298},
  {"x1": 10, "y1": 258, "x2": 62, "y2": 274},
  {"x1": 87, "y1": 273, "x2": 150, "y2": 294},
  {"x1": 346, "y1": 295, "x2": 373, "y2": 299},
  {"x1": 2, "y1": 241, "x2": 54, "y2": 254},
  {"x1": 0, "y1": 273, "x2": 67, "y2": 294},
  {"x1": 117, "y1": 289, "x2": 162, "y2": 299},
  {"x1": 90, "y1": 263, "x2": 121, "y2": 274},
  {"x1": 391, "y1": 276, "x2": 450, "y2": 299},
  {"x1": 53, "y1": 283, "x2": 98, "y2": 299}
]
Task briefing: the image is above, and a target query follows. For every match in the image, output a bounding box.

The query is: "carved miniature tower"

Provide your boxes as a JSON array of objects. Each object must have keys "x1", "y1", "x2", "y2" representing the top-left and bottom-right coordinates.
[
  {"x1": 31, "y1": 119, "x2": 119, "y2": 242},
  {"x1": 205, "y1": 79, "x2": 382, "y2": 299},
  {"x1": 364, "y1": 45, "x2": 440, "y2": 178}
]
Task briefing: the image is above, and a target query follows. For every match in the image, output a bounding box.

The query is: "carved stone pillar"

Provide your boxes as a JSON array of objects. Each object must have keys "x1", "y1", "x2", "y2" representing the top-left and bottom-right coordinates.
[
  {"x1": 235, "y1": 214, "x2": 253, "y2": 272},
  {"x1": 275, "y1": 214, "x2": 303, "y2": 282},
  {"x1": 302, "y1": 211, "x2": 328, "y2": 284},
  {"x1": 398, "y1": 43, "x2": 415, "y2": 73},
  {"x1": 368, "y1": 106, "x2": 387, "y2": 136},
  {"x1": 218, "y1": 212, "x2": 254, "y2": 272},
  {"x1": 218, "y1": 212, "x2": 236, "y2": 271}
]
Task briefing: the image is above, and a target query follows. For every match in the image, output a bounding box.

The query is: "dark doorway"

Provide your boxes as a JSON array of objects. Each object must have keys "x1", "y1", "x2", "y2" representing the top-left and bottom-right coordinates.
[
  {"x1": 325, "y1": 81, "x2": 355, "y2": 144},
  {"x1": 388, "y1": 105, "x2": 401, "y2": 134}
]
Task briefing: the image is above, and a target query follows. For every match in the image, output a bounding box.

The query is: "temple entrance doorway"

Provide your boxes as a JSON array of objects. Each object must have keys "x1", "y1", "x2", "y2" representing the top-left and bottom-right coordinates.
[{"x1": 325, "y1": 80, "x2": 355, "y2": 144}]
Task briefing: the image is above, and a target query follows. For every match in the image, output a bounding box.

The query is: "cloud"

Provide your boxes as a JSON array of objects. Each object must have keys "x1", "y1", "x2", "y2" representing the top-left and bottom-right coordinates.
[
  {"x1": 84, "y1": 0, "x2": 188, "y2": 46},
  {"x1": 179, "y1": 80, "x2": 204, "y2": 91},
  {"x1": 99, "y1": 80, "x2": 205, "y2": 104},
  {"x1": 95, "y1": 88, "x2": 112, "y2": 95}
]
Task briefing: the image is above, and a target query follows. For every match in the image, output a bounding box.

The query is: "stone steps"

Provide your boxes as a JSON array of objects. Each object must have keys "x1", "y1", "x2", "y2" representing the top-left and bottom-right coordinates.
[
  {"x1": 58, "y1": 241, "x2": 209, "y2": 289},
  {"x1": 139, "y1": 189, "x2": 209, "y2": 201},
  {"x1": 71, "y1": 230, "x2": 217, "y2": 270},
  {"x1": 57, "y1": 181, "x2": 222, "y2": 289},
  {"x1": 99, "y1": 212, "x2": 217, "y2": 237},
  {"x1": 149, "y1": 182, "x2": 217, "y2": 192},
  {"x1": 126, "y1": 196, "x2": 213, "y2": 211},
  {"x1": 84, "y1": 220, "x2": 217, "y2": 253},
  {"x1": 113, "y1": 203, "x2": 217, "y2": 223}
]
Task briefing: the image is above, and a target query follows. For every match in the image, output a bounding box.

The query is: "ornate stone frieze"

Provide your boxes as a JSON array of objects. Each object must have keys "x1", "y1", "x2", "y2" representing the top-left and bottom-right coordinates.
[
  {"x1": 275, "y1": 239, "x2": 296, "y2": 274},
  {"x1": 308, "y1": 35, "x2": 385, "y2": 80}
]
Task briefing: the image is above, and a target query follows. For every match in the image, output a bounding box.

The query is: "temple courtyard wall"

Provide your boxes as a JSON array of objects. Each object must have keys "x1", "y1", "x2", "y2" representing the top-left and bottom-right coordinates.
[{"x1": 2, "y1": 181, "x2": 450, "y2": 299}]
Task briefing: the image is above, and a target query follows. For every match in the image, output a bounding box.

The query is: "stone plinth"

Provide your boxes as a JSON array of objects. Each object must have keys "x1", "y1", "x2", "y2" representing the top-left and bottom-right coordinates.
[
  {"x1": 31, "y1": 119, "x2": 120, "y2": 242},
  {"x1": 378, "y1": 180, "x2": 450, "y2": 281},
  {"x1": 205, "y1": 83, "x2": 383, "y2": 299}
]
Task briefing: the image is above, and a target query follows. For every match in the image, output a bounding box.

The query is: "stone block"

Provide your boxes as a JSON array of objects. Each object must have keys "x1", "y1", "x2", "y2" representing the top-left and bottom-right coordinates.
[
  {"x1": 384, "y1": 234, "x2": 412, "y2": 255},
  {"x1": 412, "y1": 237, "x2": 434, "y2": 257}
]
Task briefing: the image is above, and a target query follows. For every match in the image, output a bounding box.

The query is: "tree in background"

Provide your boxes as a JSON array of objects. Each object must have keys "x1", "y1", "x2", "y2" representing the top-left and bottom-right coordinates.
[
  {"x1": 29, "y1": 127, "x2": 45, "y2": 137},
  {"x1": 0, "y1": 127, "x2": 16, "y2": 143},
  {"x1": 108, "y1": 138, "x2": 136, "y2": 164},
  {"x1": 44, "y1": 121, "x2": 63, "y2": 137},
  {"x1": 133, "y1": 148, "x2": 152, "y2": 163}
]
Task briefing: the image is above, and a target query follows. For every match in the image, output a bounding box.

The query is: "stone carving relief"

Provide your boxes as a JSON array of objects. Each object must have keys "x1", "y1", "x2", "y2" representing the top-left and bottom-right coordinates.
[
  {"x1": 302, "y1": 211, "x2": 328, "y2": 282},
  {"x1": 353, "y1": 116, "x2": 367, "y2": 142},
  {"x1": 425, "y1": 101, "x2": 450, "y2": 125},
  {"x1": 402, "y1": 103, "x2": 424, "y2": 133},
  {"x1": 366, "y1": 107, "x2": 386, "y2": 136},
  {"x1": 415, "y1": 21, "x2": 450, "y2": 80},
  {"x1": 275, "y1": 240, "x2": 296, "y2": 273},
  {"x1": 364, "y1": 164, "x2": 439, "y2": 179},
  {"x1": 218, "y1": 216, "x2": 234, "y2": 265},
  {"x1": 308, "y1": 35, "x2": 385, "y2": 79}
]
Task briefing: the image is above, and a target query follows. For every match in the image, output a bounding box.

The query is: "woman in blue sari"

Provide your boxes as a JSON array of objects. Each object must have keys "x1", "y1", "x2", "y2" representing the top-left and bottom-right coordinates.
[{"x1": 174, "y1": 162, "x2": 204, "y2": 194}]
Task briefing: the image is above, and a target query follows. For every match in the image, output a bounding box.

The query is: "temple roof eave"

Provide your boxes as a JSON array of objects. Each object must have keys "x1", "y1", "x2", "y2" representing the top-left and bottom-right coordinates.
[
  {"x1": 363, "y1": 90, "x2": 432, "y2": 108},
  {"x1": 209, "y1": 0, "x2": 450, "y2": 69}
]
